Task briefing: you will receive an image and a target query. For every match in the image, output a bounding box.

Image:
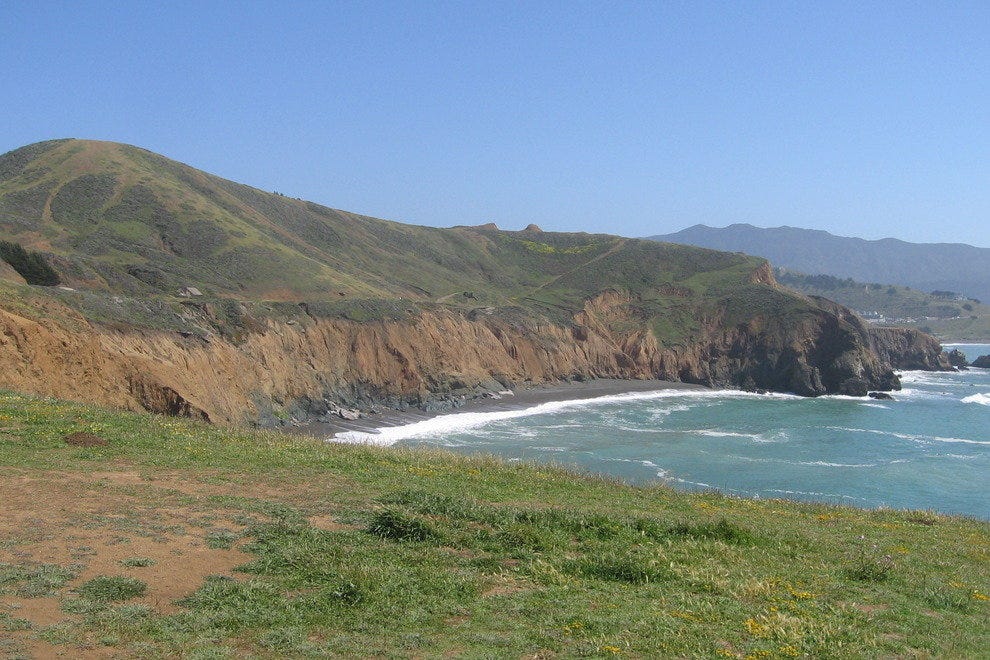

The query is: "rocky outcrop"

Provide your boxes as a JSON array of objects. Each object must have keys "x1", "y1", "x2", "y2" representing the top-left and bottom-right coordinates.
[
  {"x1": 867, "y1": 326, "x2": 953, "y2": 371},
  {"x1": 973, "y1": 355, "x2": 990, "y2": 368},
  {"x1": 946, "y1": 349, "x2": 969, "y2": 368}
]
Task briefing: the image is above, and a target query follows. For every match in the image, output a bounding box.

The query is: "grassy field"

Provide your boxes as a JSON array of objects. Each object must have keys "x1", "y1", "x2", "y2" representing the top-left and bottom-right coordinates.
[{"x1": 0, "y1": 392, "x2": 987, "y2": 658}]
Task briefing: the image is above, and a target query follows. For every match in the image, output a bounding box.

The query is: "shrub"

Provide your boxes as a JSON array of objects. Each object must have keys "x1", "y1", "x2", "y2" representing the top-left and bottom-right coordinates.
[
  {"x1": 844, "y1": 538, "x2": 895, "y2": 582},
  {"x1": 367, "y1": 508, "x2": 437, "y2": 542},
  {"x1": 0, "y1": 240, "x2": 59, "y2": 285}
]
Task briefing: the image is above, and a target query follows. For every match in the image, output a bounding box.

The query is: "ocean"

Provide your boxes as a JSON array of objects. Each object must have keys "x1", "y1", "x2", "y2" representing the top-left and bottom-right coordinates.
[{"x1": 335, "y1": 343, "x2": 990, "y2": 519}]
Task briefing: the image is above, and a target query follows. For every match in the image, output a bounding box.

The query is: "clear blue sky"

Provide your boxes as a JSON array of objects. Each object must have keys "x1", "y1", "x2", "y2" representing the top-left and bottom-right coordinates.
[{"x1": 4, "y1": 2, "x2": 989, "y2": 246}]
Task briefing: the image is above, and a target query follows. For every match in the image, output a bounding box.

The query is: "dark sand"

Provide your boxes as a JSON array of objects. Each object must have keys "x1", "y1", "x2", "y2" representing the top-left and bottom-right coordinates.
[{"x1": 290, "y1": 379, "x2": 706, "y2": 441}]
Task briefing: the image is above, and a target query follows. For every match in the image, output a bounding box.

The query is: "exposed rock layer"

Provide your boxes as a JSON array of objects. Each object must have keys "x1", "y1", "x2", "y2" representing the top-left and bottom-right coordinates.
[{"x1": 0, "y1": 292, "x2": 946, "y2": 426}]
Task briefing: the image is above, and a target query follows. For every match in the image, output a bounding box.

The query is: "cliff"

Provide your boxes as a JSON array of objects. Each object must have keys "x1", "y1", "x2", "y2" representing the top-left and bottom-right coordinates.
[
  {"x1": 868, "y1": 326, "x2": 953, "y2": 371},
  {"x1": 0, "y1": 286, "x2": 944, "y2": 426},
  {"x1": 0, "y1": 139, "x2": 952, "y2": 425}
]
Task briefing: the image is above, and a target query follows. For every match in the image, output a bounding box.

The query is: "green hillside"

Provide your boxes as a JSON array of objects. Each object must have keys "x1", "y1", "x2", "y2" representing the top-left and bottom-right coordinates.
[
  {"x1": 0, "y1": 139, "x2": 800, "y2": 338},
  {"x1": 775, "y1": 269, "x2": 990, "y2": 341}
]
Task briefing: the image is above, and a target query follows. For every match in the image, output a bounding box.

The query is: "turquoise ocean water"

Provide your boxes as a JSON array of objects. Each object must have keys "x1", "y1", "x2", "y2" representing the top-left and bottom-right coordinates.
[{"x1": 337, "y1": 344, "x2": 990, "y2": 519}]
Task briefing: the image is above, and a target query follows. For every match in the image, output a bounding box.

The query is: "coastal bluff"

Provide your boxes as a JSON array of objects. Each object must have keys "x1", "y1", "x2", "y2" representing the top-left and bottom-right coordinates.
[
  {"x1": 0, "y1": 139, "x2": 951, "y2": 426},
  {"x1": 0, "y1": 291, "x2": 944, "y2": 426}
]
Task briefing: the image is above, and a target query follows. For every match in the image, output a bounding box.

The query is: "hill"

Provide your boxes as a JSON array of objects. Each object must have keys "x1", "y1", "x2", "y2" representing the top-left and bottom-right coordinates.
[
  {"x1": 0, "y1": 140, "x2": 948, "y2": 424},
  {"x1": 773, "y1": 270, "x2": 990, "y2": 341},
  {"x1": 648, "y1": 224, "x2": 990, "y2": 304},
  {"x1": 0, "y1": 391, "x2": 986, "y2": 658}
]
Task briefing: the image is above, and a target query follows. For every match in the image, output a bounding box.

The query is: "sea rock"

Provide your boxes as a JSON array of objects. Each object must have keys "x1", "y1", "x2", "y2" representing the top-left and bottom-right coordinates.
[
  {"x1": 972, "y1": 355, "x2": 990, "y2": 368},
  {"x1": 837, "y1": 377, "x2": 870, "y2": 397},
  {"x1": 337, "y1": 408, "x2": 361, "y2": 420},
  {"x1": 868, "y1": 391, "x2": 894, "y2": 400},
  {"x1": 946, "y1": 349, "x2": 969, "y2": 368}
]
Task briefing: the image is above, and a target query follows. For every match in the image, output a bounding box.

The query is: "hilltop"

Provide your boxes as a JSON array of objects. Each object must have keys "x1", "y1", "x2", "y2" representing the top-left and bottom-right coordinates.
[
  {"x1": 1, "y1": 139, "x2": 759, "y2": 312},
  {"x1": 648, "y1": 223, "x2": 990, "y2": 305},
  {"x1": 0, "y1": 140, "x2": 946, "y2": 424}
]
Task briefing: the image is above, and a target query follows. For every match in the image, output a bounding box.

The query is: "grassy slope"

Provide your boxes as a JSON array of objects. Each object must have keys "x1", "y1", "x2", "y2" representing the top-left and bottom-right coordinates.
[
  {"x1": 1, "y1": 391, "x2": 987, "y2": 658},
  {"x1": 0, "y1": 139, "x2": 807, "y2": 339},
  {"x1": 775, "y1": 270, "x2": 990, "y2": 342}
]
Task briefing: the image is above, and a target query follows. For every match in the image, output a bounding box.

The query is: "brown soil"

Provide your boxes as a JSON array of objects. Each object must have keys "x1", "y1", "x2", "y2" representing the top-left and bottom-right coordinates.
[
  {"x1": 63, "y1": 432, "x2": 108, "y2": 447},
  {"x1": 0, "y1": 467, "x2": 294, "y2": 659}
]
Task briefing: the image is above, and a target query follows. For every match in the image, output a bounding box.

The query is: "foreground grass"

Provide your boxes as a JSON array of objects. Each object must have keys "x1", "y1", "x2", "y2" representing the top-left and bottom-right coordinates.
[{"x1": 0, "y1": 391, "x2": 988, "y2": 658}]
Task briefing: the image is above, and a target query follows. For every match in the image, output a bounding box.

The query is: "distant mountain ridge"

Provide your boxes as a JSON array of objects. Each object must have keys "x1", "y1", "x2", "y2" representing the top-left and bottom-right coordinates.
[{"x1": 648, "y1": 224, "x2": 990, "y2": 304}]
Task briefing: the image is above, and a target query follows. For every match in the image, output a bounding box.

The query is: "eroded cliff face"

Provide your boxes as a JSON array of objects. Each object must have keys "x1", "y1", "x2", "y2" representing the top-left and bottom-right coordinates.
[
  {"x1": 0, "y1": 290, "x2": 945, "y2": 426},
  {"x1": 868, "y1": 326, "x2": 953, "y2": 371}
]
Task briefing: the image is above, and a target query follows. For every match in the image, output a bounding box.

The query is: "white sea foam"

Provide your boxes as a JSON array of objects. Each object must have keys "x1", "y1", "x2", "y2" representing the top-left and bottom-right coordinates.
[
  {"x1": 764, "y1": 488, "x2": 867, "y2": 502},
  {"x1": 827, "y1": 426, "x2": 989, "y2": 446},
  {"x1": 961, "y1": 392, "x2": 990, "y2": 406},
  {"x1": 932, "y1": 436, "x2": 990, "y2": 445},
  {"x1": 694, "y1": 429, "x2": 760, "y2": 438},
  {"x1": 330, "y1": 387, "x2": 798, "y2": 445},
  {"x1": 683, "y1": 429, "x2": 776, "y2": 442},
  {"x1": 859, "y1": 402, "x2": 890, "y2": 409},
  {"x1": 724, "y1": 454, "x2": 877, "y2": 468}
]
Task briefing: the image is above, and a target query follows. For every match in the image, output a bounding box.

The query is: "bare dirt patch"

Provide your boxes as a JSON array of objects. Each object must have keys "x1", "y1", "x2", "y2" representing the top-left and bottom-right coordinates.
[
  {"x1": 308, "y1": 515, "x2": 358, "y2": 532},
  {"x1": 0, "y1": 467, "x2": 262, "y2": 657},
  {"x1": 63, "y1": 432, "x2": 108, "y2": 447}
]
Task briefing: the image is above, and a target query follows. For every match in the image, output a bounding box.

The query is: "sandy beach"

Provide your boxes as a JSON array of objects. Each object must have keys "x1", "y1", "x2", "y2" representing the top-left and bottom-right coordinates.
[{"x1": 290, "y1": 379, "x2": 706, "y2": 441}]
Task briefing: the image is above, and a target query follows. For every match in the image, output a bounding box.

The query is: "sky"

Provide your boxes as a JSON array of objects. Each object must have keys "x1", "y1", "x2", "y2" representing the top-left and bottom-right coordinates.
[{"x1": 3, "y1": 2, "x2": 989, "y2": 247}]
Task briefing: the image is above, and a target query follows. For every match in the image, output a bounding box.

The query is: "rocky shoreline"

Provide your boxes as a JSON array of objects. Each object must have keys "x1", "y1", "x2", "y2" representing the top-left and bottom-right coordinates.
[{"x1": 286, "y1": 378, "x2": 706, "y2": 439}]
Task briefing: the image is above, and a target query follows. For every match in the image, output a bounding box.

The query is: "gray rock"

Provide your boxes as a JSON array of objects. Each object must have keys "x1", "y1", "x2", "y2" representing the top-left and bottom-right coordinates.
[
  {"x1": 837, "y1": 377, "x2": 870, "y2": 397},
  {"x1": 946, "y1": 349, "x2": 969, "y2": 368}
]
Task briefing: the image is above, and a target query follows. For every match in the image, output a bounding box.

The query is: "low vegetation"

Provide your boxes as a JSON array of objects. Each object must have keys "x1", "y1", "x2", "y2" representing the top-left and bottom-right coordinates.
[
  {"x1": 0, "y1": 390, "x2": 987, "y2": 658},
  {"x1": 0, "y1": 240, "x2": 59, "y2": 286},
  {"x1": 1, "y1": 139, "x2": 800, "y2": 343}
]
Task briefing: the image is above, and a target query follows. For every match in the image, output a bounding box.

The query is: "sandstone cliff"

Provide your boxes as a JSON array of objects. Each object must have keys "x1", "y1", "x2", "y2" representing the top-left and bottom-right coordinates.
[{"x1": 0, "y1": 288, "x2": 944, "y2": 427}]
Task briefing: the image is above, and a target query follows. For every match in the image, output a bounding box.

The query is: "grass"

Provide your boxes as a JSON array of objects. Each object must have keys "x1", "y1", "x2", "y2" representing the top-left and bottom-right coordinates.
[
  {"x1": 75, "y1": 576, "x2": 147, "y2": 602},
  {"x1": 120, "y1": 557, "x2": 155, "y2": 568},
  {"x1": 0, "y1": 562, "x2": 79, "y2": 598},
  {"x1": 0, "y1": 389, "x2": 987, "y2": 657}
]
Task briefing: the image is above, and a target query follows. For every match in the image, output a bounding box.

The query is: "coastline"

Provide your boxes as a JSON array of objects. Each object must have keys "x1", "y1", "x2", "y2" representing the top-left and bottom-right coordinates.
[{"x1": 289, "y1": 378, "x2": 706, "y2": 441}]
